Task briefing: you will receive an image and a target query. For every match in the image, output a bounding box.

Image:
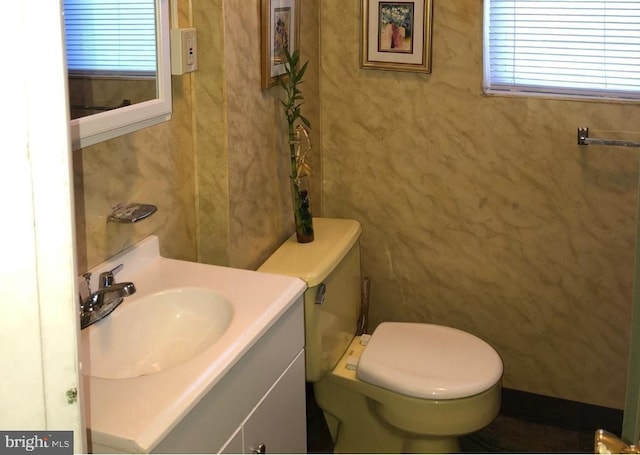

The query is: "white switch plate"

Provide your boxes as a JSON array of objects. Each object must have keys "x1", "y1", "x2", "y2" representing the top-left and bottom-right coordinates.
[{"x1": 170, "y1": 28, "x2": 198, "y2": 75}]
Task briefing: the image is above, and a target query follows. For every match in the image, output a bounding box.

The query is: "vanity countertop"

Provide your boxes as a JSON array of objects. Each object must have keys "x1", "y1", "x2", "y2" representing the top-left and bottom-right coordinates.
[{"x1": 81, "y1": 236, "x2": 306, "y2": 453}]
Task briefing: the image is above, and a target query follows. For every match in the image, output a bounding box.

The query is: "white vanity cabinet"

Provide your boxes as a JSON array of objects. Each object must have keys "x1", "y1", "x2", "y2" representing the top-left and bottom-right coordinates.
[
  {"x1": 152, "y1": 298, "x2": 307, "y2": 454},
  {"x1": 220, "y1": 350, "x2": 306, "y2": 454}
]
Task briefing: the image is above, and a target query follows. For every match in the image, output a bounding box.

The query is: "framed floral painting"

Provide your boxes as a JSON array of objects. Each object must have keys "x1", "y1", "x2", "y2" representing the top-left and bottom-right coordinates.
[
  {"x1": 261, "y1": 0, "x2": 300, "y2": 88},
  {"x1": 361, "y1": 0, "x2": 433, "y2": 73}
]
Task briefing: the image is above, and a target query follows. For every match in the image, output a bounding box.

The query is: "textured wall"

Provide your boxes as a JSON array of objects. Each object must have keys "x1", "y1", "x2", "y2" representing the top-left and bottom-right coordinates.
[
  {"x1": 194, "y1": 0, "x2": 321, "y2": 269},
  {"x1": 73, "y1": 0, "x2": 636, "y2": 409},
  {"x1": 320, "y1": 1, "x2": 638, "y2": 408},
  {"x1": 73, "y1": 75, "x2": 197, "y2": 272},
  {"x1": 74, "y1": 0, "x2": 321, "y2": 273}
]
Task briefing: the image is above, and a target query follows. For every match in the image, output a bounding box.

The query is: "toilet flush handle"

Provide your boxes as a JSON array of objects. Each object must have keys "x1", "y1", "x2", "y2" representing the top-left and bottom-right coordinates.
[{"x1": 315, "y1": 283, "x2": 327, "y2": 305}]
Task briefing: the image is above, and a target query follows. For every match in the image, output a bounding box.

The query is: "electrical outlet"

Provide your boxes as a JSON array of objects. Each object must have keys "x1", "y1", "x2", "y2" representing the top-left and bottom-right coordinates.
[{"x1": 170, "y1": 28, "x2": 198, "y2": 75}]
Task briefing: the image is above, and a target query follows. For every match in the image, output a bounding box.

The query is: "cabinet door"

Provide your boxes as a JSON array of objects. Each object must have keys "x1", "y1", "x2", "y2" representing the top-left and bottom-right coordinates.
[
  {"x1": 243, "y1": 350, "x2": 306, "y2": 454},
  {"x1": 219, "y1": 426, "x2": 243, "y2": 454}
]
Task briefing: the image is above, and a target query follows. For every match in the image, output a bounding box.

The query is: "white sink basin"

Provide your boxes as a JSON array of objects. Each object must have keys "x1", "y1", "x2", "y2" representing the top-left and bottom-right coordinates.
[
  {"x1": 80, "y1": 235, "x2": 306, "y2": 454},
  {"x1": 81, "y1": 287, "x2": 233, "y2": 379}
]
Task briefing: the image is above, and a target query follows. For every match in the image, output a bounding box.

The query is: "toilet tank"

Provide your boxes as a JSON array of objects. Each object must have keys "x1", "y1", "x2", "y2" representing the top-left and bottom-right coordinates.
[{"x1": 258, "y1": 218, "x2": 363, "y2": 382}]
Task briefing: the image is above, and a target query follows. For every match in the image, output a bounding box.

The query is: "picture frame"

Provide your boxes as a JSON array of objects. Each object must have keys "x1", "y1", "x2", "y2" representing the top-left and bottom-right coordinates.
[
  {"x1": 361, "y1": 0, "x2": 433, "y2": 73},
  {"x1": 261, "y1": 0, "x2": 300, "y2": 89}
]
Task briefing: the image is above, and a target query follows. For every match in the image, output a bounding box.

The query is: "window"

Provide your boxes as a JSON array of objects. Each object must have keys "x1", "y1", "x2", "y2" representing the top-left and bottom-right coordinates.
[
  {"x1": 64, "y1": 0, "x2": 157, "y2": 76},
  {"x1": 484, "y1": 1, "x2": 640, "y2": 100}
]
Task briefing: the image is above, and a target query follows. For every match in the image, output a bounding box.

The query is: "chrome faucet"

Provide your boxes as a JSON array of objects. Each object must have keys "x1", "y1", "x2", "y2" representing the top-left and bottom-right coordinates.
[{"x1": 79, "y1": 264, "x2": 136, "y2": 329}]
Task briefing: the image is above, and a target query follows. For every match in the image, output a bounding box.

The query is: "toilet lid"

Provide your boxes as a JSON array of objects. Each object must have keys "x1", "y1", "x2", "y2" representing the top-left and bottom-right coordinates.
[{"x1": 357, "y1": 322, "x2": 503, "y2": 399}]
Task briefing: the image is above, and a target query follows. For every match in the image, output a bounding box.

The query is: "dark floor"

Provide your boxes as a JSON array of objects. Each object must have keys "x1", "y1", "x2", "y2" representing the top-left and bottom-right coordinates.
[
  {"x1": 306, "y1": 384, "x2": 334, "y2": 453},
  {"x1": 458, "y1": 415, "x2": 594, "y2": 453},
  {"x1": 306, "y1": 385, "x2": 597, "y2": 453}
]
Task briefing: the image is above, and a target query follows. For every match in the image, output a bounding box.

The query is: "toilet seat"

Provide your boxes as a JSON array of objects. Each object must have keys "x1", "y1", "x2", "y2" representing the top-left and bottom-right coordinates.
[{"x1": 357, "y1": 322, "x2": 503, "y2": 399}]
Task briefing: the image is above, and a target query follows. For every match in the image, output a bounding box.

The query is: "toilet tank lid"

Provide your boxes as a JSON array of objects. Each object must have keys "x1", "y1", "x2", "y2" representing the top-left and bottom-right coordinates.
[{"x1": 257, "y1": 218, "x2": 362, "y2": 287}]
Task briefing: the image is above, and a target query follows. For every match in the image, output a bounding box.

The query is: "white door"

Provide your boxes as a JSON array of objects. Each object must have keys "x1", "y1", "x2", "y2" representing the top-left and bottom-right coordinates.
[{"x1": 0, "y1": 0, "x2": 83, "y2": 451}]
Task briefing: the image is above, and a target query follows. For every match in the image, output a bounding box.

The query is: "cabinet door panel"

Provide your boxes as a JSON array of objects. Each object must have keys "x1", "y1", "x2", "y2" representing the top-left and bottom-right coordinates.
[
  {"x1": 243, "y1": 351, "x2": 306, "y2": 454},
  {"x1": 219, "y1": 427, "x2": 243, "y2": 454}
]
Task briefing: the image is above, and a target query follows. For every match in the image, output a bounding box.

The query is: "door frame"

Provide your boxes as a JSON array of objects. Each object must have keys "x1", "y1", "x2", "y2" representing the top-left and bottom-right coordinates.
[{"x1": 0, "y1": 0, "x2": 83, "y2": 449}]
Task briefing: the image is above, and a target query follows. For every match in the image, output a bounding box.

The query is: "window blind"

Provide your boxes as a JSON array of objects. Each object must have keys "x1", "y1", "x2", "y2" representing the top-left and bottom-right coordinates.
[
  {"x1": 64, "y1": 0, "x2": 157, "y2": 75},
  {"x1": 484, "y1": 0, "x2": 640, "y2": 100}
]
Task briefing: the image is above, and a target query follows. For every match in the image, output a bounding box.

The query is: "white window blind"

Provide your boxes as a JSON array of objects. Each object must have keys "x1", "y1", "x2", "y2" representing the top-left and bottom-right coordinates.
[
  {"x1": 484, "y1": 0, "x2": 640, "y2": 100},
  {"x1": 64, "y1": 0, "x2": 157, "y2": 75}
]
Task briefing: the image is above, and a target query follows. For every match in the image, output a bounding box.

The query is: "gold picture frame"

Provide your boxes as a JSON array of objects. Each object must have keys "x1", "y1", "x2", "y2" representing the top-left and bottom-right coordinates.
[
  {"x1": 361, "y1": 0, "x2": 433, "y2": 73},
  {"x1": 261, "y1": 0, "x2": 301, "y2": 89}
]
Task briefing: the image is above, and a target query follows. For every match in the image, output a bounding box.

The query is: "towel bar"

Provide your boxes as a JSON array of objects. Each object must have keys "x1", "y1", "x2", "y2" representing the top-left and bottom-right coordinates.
[{"x1": 577, "y1": 127, "x2": 640, "y2": 148}]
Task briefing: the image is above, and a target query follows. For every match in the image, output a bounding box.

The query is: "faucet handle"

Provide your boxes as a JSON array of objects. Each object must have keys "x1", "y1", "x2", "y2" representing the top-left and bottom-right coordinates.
[{"x1": 98, "y1": 264, "x2": 124, "y2": 289}]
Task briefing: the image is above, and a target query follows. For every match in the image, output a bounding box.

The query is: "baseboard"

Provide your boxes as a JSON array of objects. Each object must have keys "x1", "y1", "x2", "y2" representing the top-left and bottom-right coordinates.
[{"x1": 501, "y1": 388, "x2": 623, "y2": 434}]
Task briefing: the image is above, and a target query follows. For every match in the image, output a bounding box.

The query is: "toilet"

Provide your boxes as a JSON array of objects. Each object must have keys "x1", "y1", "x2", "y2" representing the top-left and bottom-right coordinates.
[{"x1": 258, "y1": 218, "x2": 503, "y2": 453}]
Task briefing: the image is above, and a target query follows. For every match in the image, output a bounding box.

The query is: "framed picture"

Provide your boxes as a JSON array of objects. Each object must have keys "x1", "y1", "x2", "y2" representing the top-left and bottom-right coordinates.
[
  {"x1": 361, "y1": 0, "x2": 433, "y2": 73},
  {"x1": 261, "y1": 0, "x2": 300, "y2": 89}
]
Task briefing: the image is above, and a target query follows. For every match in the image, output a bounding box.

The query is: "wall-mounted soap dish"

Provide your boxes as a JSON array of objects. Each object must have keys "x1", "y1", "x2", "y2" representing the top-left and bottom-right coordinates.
[{"x1": 108, "y1": 203, "x2": 157, "y2": 224}]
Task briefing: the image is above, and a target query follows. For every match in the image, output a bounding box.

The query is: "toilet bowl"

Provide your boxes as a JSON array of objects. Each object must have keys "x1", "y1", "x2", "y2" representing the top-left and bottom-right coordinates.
[
  {"x1": 258, "y1": 218, "x2": 503, "y2": 453},
  {"x1": 316, "y1": 325, "x2": 502, "y2": 453}
]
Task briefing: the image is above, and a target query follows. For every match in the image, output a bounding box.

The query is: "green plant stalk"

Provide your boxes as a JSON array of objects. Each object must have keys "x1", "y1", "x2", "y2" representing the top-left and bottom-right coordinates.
[
  {"x1": 281, "y1": 48, "x2": 313, "y2": 242},
  {"x1": 288, "y1": 115, "x2": 299, "y2": 181},
  {"x1": 287, "y1": 120, "x2": 312, "y2": 242},
  {"x1": 288, "y1": 122, "x2": 304, "y2": 234}
]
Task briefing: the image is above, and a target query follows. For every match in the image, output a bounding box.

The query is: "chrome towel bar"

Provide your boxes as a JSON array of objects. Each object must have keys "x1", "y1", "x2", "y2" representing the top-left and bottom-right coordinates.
[{"x1": 577, "y1": 127, "x2": 640, "y2": 148}]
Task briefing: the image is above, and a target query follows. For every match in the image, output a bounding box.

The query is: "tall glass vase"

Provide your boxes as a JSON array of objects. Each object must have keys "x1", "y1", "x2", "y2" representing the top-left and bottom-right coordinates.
[{"x1": 290, "y1": 175, "x2": 314, "y2": 243}]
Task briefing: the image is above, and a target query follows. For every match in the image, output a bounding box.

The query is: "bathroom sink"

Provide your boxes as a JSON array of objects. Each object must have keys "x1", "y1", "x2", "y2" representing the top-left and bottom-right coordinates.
[
  {"x1": 80, "y1": 235, "x2": 306, "y2": 453},
  {"x1": 81, "y1": 287, "x2": 234, "y2": 379}
]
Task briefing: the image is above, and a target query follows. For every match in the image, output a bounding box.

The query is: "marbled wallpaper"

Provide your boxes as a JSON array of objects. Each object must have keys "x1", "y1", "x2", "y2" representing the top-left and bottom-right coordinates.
[
  {"x1": 73, "y1": 73, "x2": 197, "y2": 272},
  {"x1": 320, "y1": 1, "x2": 638, "y2": 409},
  {"x1": 194, "y1": 0, "x2": 321, "y2": 269},
  {"x1": 74, "y1": 0, "x2": 637, "y2": 409},
  {"x1": 74, "y1": 0, "x2": 321, "y2": 271}
]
